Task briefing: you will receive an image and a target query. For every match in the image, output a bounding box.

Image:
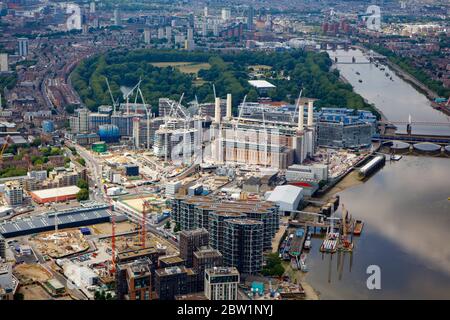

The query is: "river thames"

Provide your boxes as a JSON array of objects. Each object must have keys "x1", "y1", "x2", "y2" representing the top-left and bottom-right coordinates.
[{"x1": 303, "y1": 49, "x2": 450, "y2": 299}]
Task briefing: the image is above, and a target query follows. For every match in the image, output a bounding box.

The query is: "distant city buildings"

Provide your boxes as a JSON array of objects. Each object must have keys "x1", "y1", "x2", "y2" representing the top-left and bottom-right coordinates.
[
  {"x1": 113, "y1": 8, "x2": 121, "y2": 26},
  {"x1": 247, "y1": 6, "x2": 254, "y2": 31},
  {"x1": 0, "y1": 54, "x2": 8, "y2": 72},
  {"x1": 89, "y1": 1, "x2": 96, "y2": 14},
  {"x1": 221, "y1": 8, "x2": 231, "y2": 22},
  {"x1": 144, "y1": 29, "x2": 151, "y2": 44},
  {"x1": 165, "y1": 26, "x2": 172, "y2": 41},
  {"x1": 17, "y1": 38, "x2": 29, "y2": 57}
]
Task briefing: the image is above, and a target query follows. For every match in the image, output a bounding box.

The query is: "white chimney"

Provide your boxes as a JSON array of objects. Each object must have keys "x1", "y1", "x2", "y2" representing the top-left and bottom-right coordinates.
[
  {"x1": 307, "y1": 100, "x2": 314, "y2": 127},
  {"x1": 226, "y1": 94, "x2": 232, "y2": 119},
  {"x1": 215, "y1": 97, "x2": 221, "y2": 123},
  {"x1": 298, "y1": 101, "x2": 304, "y2": 131}
]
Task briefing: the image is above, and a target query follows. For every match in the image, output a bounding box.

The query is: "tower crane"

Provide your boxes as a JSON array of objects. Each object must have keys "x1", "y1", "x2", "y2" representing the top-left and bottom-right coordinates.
[
  {"x1": 236, "y1": 94, "x2": 247, "y2": 129},
  {"x1": 212, "y1": 83, "x2": 217, "y2": 100},
  {"x1": 136, "y1": 86, "x2": 151, "y2": 150},
  {"x1": 104, "y1": 77, "x2": 120, "y2": 115},
  {"x1": 291, "y1": 89, "x2": 303, "y2": 123},
  {"x1": 111, "y1": 213, "x2": 116, "y2": 274},
  {"x1": 106, "y1": 196, "x2": 117, "y2": 275},
  {"x1": 124, "y1": 80, "x2": 142, "y2": 115},
  {"x1": 0, "y1": 135, "x2": 12, "y2": 165},
  {"x1": 139, "y1": 196, "x2": 151, "y2": 249}
]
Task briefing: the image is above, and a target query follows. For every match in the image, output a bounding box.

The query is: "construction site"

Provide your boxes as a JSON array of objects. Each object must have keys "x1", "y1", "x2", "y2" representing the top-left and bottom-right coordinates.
[{"x1": 29, "y1": 230, "x2": 90, "y2": 259}]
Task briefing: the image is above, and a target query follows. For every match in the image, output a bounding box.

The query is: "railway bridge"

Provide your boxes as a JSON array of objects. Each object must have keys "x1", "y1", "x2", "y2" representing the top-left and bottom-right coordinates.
[{"x1": 372, "y1": 133, "x2": 450, "y2": 145}]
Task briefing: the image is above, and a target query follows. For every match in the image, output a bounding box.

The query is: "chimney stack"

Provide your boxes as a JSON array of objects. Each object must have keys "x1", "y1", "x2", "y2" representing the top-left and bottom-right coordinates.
[
  {"x1": 298, "y1": 101, "x2": 304, "y2": 131},
  {"x1": 226, "y1": 94, "x2": 232, "y2": 119},
  {"x1": 307, "y1": 100, "x2": 314, "y2": 127},
  {"x1": 215, "y1": 97, "x2": 221, "y2": 123}
]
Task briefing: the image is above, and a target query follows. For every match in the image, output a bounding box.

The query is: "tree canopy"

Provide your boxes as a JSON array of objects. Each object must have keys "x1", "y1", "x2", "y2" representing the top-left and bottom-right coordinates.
[
  {"x1": 262, "y1": 253, "x2": 285, "y2": 277},
  {"x1": 71, "y1": 48, "x2": 375, "y2": 116}
]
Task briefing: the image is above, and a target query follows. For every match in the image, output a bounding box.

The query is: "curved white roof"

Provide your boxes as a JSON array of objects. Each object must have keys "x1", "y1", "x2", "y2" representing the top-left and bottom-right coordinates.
[
  {"x1": 248, "y1": 80, "x2": 276, "y2": 89},
  {"x1": 267, "y1": 185, "x2": 303, "y2": 210}
]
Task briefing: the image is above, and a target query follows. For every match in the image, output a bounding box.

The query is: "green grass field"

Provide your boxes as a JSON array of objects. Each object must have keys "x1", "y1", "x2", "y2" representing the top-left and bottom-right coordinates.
[
  {"x1": 248, "y1": 64, "x2": 273, "y2": 71},
  {"x1": 150, "y1": 62, "x2": 211, "y2": 75}
]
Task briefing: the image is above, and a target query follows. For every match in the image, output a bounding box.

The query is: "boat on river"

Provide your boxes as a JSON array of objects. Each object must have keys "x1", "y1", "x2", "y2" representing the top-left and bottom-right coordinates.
[
  {"x1": 353, "y1": 220, "x2": 364, "y2": 235},
  {"x1": 299, "y1": 254, "x2": 308, "y2": 272},
  {"x1": 320, "y1": 232, "x2": 339, "y2": 253}
]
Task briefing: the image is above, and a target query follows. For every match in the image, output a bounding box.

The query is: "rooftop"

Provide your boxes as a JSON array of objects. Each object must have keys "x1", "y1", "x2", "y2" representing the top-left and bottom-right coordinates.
[
  {"x1": 156, "y1": 266, "x2": 190, "y2": 276},
  {"x1": 0, "y1": 205, "x2": 111, "y2": 238},
  {"x1": 194, "y1": 248, "x2": 222, "y2": 259},
  {"x1": 117, "y1": 247, "x2": 158, "y2": 261},
  {"x1": 159, "y1": 255, "x2": 184, "y2": 265},
  {"x1": 205, "y1": 266, "x2": 239, "y2": 276},
  {"x1": 226, "y1": 218, "x2": 263, "y2": 226},
  {"x1": 47, "y1": 278, "x2": 65, "y2": 290},
  {"x1": 267, "y1": 185, "x2": 303, "y2": 205},
  {"x1": 30, "y1": 185, "x2": 81, "y2": 199},
  {"x1": 175, "y1": 292, "x2": 208, "y2": 300},
  {"x1": 178, "y1": 196, "x2": 278, "y2": 215},
  {"x1": 248, "y1": 80, "x2": 276, "y2": 89}
]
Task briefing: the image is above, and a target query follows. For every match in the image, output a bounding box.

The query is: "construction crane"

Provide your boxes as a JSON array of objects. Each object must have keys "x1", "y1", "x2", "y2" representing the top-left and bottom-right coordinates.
[
  {"x1": 139, "y1": 197, "x2": 151, "y2": 249},
  {"x1": 0, "y1": 135, "x2": 12, "y2": 165},
  {"x1": 124, "y1": 80, "x2": 142, "y2": 115},
  {"x1": 104, "y1": 77, "x2": 120, "y2": 115},
  {"x1": 136, "y1": 85, "x2": 152, "y2": 150},
  {"x1": 236, "y1": 94, "x2": 247, "y2": 128},
  {"x1": 168, "y1": 93, "x2": 186, "y2": 119},
  {"x1": 212, "y1": 83, "x2": 217, "y2": 100},
  {"x1": 111, "y1": 213, "x2": 116, "y2": 274},
  {"x1": 291, "y1": 88, "x2": 303, "y2": 123},
  {"x1": 105, "y1": 197, "x2": 116, "y2": 274},
  {"x1": 195, "y1": 95, "x2": 200, "y2": 116}
]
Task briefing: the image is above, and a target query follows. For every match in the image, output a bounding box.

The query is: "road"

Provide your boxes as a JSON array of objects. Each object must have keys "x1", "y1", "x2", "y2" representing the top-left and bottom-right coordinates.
[{"x1": 65, "y1": 141, "x2": 105, "y2": 203}]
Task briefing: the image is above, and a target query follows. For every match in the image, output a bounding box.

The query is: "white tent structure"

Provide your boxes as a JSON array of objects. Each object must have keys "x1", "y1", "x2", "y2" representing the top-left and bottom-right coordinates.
[{"x1": 266, "y1": 185, "x2": 303, "y2": 212}]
